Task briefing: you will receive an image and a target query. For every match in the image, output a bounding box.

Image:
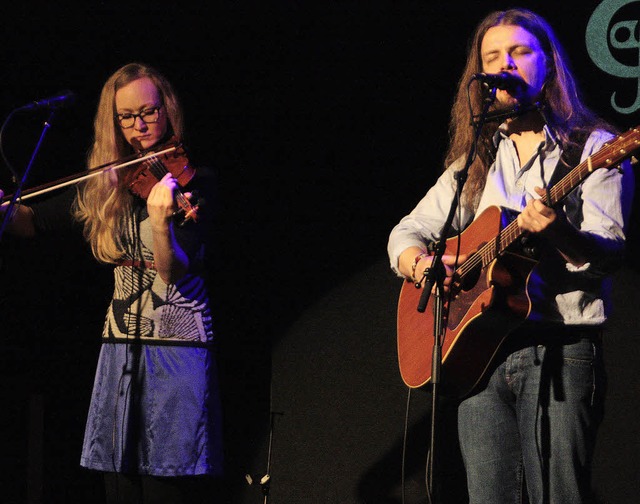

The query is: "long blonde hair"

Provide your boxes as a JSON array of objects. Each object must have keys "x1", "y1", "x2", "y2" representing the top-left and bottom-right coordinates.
[
  {"x1": 446, "y1": 8, "x2": 613, "y2": 212},
  {"x1": 73, "y1": 63, "x2": 184, "y2": 263}
]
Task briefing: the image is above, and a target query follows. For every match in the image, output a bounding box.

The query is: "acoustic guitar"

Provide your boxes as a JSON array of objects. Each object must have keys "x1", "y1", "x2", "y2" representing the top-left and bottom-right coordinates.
[{"x1": 397, "y1": 126, "x2": 640, "y2": 399}]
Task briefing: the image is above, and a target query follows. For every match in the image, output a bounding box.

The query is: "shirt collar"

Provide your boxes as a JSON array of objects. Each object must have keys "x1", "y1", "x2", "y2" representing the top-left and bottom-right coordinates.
[{"x1": 492, "y1": 123, "x2": 559, "y2": 152}]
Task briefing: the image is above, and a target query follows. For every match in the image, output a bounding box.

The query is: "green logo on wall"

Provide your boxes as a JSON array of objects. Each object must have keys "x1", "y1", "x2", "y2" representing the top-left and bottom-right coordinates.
[{"x1": 586, "y1": 0, "x2": 640, "y2": 113}]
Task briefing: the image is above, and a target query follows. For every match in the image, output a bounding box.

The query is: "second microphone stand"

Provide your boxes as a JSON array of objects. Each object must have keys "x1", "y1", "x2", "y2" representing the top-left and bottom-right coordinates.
[{"x1": 0, "y1": 108, "x2": 58, "y2": 244}]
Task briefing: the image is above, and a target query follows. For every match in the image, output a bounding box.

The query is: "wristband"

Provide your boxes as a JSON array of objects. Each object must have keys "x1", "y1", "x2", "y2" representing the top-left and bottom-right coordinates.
[{"x1": 410, "y1": 252, "x2": 430, "y2": 282}]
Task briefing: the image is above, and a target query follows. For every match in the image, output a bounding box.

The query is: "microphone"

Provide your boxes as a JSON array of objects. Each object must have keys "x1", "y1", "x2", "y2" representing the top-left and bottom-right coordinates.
[
  {"x1": 17, "y1": 91, "x2": 76, "y2": 111},
  {"x1": 473, "y1": 72, "x2": 525, "y2": 93}
]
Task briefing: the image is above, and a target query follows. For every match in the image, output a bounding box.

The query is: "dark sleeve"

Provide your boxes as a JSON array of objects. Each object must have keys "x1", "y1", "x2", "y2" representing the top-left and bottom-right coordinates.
[{"x1": 30, "y1": 187, "x2": 79, "y2": 234}]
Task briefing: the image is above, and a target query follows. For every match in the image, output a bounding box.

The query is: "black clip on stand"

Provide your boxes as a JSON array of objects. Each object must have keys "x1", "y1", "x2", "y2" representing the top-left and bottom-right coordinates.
[
  {"x1": 0, "y1": 107, "x2": 58, "y2": 244},
  {"x1": 417, "y1": 84, "x2": 497, "y2": 503}
]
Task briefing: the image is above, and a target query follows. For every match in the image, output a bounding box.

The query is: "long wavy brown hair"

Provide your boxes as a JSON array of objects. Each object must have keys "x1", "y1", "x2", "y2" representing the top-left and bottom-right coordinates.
[
  {"x1": 447, "y1": 8, "x2": 614, "y2": 212},
  {"x1": 73, "y1": 63, "x2": 184, "y2": 263}
]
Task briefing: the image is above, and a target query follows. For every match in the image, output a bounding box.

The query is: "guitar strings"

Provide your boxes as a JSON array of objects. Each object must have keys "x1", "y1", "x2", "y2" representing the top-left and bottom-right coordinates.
[{"x1": 453, "y1": 133, "x2": 632, "y2": 283}]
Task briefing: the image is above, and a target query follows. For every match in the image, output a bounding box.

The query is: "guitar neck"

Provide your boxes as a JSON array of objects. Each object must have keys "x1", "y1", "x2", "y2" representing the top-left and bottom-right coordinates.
[{"x1": 464, "y1": 127, "x2": 639, "y2": 272}]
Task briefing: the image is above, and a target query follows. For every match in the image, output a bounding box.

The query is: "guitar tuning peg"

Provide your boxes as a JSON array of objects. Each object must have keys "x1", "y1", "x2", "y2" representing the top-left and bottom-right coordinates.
[{"x1": 617, "y1": 156, "x2": 638, "y2": 172}]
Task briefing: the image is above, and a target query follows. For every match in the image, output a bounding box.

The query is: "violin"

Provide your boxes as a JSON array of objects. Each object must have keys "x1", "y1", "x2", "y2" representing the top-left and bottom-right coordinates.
[
  {"x1": 1, "y1": 138, "x2": 200, "y2": 226},
  {"x1": 128, "y1": 137, "x2": 199, "y2": 225}
]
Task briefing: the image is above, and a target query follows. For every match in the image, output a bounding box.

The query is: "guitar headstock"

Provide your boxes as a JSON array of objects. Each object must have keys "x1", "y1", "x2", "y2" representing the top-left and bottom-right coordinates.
[
  {"x1": 545, "y1": 126, "x2": 639, "y2": 207},
  {"x1": 598, "y1": 126, "x2": 640, "y2": 172}
]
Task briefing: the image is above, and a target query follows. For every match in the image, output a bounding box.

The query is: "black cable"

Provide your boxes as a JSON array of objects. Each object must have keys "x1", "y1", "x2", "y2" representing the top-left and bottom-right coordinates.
[{"x1": 400, "y1": 387, "x2": 412, "y2": 504}]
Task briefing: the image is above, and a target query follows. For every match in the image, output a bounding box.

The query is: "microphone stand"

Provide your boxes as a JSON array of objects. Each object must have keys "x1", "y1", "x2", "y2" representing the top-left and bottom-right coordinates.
[
  {"x1": 259, "y1": 410, "x2": 279, "y2": 504},
  {"x1": 0, "y1": 108, "x2": 58, "y2": 244},
  {"x1": 245, "y1": 404, "x2": 283, "y2": 503},
  {"x1": 418, "y1": 86, "x2": 498, "y2": 503}
]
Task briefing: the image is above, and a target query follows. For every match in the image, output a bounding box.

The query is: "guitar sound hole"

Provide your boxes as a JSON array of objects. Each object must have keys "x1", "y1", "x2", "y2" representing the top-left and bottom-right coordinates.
[{"x1": 457, "y1": 261, "x2": 481, "y2": 293}]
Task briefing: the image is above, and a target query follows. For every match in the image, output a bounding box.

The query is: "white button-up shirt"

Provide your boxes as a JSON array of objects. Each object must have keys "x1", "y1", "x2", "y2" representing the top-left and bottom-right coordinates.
[{"x1": 388, "y1": 127, "x2": 634, "y2": 324}]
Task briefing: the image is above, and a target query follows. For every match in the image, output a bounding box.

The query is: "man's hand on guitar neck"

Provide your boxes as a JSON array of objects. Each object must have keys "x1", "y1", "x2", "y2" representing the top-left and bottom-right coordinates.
[
  {"x1": 517, "y1": 186, "x2": 560, "y2": 235},
  {"x1": 517, "y1": 186, "x2": 589, "y2": 268}
]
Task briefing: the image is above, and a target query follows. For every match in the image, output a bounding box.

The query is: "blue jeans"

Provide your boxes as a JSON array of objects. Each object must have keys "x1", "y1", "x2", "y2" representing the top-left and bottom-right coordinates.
[{"x1": 458, "y1": 330, "x2": 605, "y2": 504}]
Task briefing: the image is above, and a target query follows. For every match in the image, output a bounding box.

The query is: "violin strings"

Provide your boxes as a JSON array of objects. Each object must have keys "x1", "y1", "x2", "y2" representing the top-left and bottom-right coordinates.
[{"x1": 146, "y1": 155, "x2": 195, "y2": 221}]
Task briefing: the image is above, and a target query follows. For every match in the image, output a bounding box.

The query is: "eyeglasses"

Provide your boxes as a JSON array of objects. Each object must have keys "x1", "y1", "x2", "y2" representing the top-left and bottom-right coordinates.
[{"x1": 115, "y1": 105, "x2": 163, "y2": 129}]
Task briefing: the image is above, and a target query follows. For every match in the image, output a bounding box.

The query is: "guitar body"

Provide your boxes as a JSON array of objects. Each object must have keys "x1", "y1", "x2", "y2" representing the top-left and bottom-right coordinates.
[
  {"x1": 396, "y1": 126, "x2": 640, "y2": 399},
  {"x1": 397, "y1": 206, "x2": 536, "y2": 399}
]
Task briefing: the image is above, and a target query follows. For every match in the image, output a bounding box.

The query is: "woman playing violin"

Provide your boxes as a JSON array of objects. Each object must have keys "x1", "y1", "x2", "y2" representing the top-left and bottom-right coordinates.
[{"x1": 1, "y1": 62, "x2": 223, "y2": 503}]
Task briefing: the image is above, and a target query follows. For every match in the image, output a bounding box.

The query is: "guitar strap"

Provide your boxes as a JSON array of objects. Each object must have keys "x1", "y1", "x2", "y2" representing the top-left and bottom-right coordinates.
[
  {"x1": 518, "y1": 130, "x2": 589, "y2": 258},
  {"x1": 546, "y1": 130, "x2": 590, "y2": 193}
]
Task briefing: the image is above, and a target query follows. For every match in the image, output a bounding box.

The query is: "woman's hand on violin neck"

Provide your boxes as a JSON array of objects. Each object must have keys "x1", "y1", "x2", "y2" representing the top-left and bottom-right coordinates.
[{"x1": 147, "y1": 172, "x2": 179, "y2": 232}]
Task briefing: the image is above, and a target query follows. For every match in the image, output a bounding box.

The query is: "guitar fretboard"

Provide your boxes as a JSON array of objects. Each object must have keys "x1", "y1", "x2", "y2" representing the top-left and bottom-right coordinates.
[{"x1": 456, "y1": 127, "x2": 639, "y2": 279}]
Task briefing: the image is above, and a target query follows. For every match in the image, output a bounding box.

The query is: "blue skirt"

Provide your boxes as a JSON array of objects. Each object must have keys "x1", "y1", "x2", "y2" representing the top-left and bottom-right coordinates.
[{"x1": 80, "y1": 342, "x2": 223, "y2": 476}]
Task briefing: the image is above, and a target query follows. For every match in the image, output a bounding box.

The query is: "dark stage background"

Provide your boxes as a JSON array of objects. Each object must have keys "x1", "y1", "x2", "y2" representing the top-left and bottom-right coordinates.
[{"x1": 1, "y1": 1, "x2": 639, "y2": 503}]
